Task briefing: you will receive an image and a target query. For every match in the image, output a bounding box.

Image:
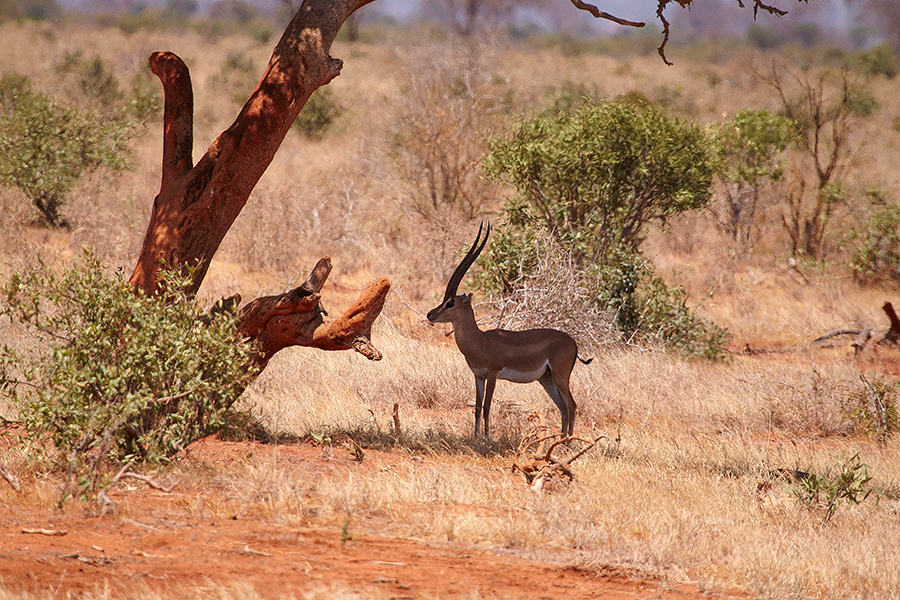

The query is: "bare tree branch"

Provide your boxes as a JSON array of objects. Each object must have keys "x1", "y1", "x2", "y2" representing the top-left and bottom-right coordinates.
[
  {"x1": 573, "y1": 0, "x2": 808, "y2": 64},
  {"x1": 569, "y1": 0, "x2": 646, "y2": 27}
]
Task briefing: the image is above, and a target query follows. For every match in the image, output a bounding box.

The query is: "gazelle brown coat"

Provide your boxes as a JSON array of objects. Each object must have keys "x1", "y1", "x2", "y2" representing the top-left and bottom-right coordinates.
[{"x1": 427, "y1": 224, "x2": 591, "y2": 438}]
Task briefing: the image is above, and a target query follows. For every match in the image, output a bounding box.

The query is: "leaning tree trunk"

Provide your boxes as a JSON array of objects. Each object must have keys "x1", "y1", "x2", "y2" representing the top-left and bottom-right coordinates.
[{"x1": 129, "y1": 0, "x2": 388, "y2": 370}]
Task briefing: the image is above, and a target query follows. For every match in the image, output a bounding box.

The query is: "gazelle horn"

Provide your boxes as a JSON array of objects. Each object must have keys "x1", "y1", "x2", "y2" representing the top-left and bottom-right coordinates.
[{"x1": 442, "y1": 222, "x2": 490, "y2": 302}]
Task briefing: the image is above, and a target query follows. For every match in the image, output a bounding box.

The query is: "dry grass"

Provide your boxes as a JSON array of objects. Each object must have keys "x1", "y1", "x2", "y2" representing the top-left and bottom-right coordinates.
[
  {"x1": 3, "y1": 18, "x2": 900, "y2": 600},
  {"x1": 223, "y1": 326, "x2": 900, "y2": 599}
]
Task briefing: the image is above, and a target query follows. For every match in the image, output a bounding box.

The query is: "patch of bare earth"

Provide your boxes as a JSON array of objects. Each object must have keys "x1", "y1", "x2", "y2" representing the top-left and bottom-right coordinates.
[{"x1": 0, "y1": 437, "x2": 747, "y2": 600}]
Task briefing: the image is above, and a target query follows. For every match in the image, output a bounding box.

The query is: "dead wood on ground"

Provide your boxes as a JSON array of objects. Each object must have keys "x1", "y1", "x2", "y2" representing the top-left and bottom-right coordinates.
[{"x1": 512, "y1": 424, "x2": 606, "y2": 491}]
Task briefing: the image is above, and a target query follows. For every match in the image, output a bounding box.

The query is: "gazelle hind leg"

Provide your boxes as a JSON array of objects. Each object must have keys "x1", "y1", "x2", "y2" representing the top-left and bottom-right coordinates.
[
  {"x1": 538, "y1": 370, "x2": 574, "y2": 435},
  {"x1": 555, "y1": 367, "x2": 577, "y2": 436}
]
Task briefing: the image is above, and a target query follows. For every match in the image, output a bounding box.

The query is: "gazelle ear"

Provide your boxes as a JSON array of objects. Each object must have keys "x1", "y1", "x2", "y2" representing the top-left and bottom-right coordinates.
[{"x1": 462, "y1": 293, "x2": 473, "y2": 304}]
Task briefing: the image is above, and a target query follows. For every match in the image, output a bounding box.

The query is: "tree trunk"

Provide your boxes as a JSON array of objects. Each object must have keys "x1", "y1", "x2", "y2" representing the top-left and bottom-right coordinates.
[{"x1": 129, "y1": 0, "x2": 388, "y2": 369}]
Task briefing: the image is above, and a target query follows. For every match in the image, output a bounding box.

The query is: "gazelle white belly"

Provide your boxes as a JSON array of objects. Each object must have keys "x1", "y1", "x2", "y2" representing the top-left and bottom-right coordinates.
[{"x1": 498, "y1": 360, "x2": 550, "y2": 383}]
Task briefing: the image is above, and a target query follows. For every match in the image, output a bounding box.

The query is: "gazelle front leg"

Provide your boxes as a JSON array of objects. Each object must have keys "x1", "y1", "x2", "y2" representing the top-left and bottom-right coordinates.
[
  {"x1": 474, "y1": 376, "x2": 485, "y2": 435},
  {"x1": 482, "y1": 376, "x2": 497, "y2": 438},
  {"x1": 538, "y1": 371, "x2": 575, "y2": 435},
  {"x1": 473, "y1": 376, "x2": 497, "y2": 437}
]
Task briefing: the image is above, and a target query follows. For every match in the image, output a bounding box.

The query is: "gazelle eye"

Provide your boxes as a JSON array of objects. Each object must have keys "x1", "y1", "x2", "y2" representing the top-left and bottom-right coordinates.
[{"x1": 445, "y1": 298, "x2": 454, "y2": 308}]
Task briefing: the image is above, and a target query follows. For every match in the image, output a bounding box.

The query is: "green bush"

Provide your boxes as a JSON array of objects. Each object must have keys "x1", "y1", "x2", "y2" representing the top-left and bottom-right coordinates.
[
  {"x1": 850, "y1": 189, "x2": 900, "y2": 283},
  {"x1": 293, "y1": 87, "x2": 343, "y2": 140},
  {"x1": 592, "y1": 252, "x2": 729, "y2": 360},
  {"x1": 485, "y1": 99, "x2": 713, "y2": 262},
  {"x1": 710, "y1": 109, "x2": 796, "y2": 243},
  {"x1": 0, "y1": 73, "x2": 133, "y2": 226},
  {"x1": 53, "y1": 53, "x2": 159, "y2": 120},
  {"x1": 846, "y1": 89, "x2": 879, "y2": 117},
  {"x1": 480, "y1": 99, "x2": 727, "y2": 359},
  {"x1": 56, "y1": 52, "x2": 121, "y2": 109},
  {"x1": 852, "y1": 43, "x2": 899, "y2": 79},
  {"x1": 0, "y1": 252, "x2": 258, "y2": 505}
]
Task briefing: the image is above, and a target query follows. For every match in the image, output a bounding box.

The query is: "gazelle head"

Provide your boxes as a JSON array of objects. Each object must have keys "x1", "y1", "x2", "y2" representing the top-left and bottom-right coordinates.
[{"x1": 427, "y1": 222, "x2": 490, "y2": 324}]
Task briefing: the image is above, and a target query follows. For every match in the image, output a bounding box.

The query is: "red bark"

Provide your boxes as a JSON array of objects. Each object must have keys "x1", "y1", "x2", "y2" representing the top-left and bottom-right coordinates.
[{"x1": 128, "y1": 0, "x2": 386, "y2": 367}]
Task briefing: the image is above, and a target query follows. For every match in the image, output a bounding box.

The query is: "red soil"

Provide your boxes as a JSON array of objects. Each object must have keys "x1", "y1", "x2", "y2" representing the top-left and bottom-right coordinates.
[{"x1": 0, "y1": 436, "x2": 747, "y2": 600}]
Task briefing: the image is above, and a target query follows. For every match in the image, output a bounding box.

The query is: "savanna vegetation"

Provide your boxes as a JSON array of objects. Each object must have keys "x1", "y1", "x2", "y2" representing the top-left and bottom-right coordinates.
[{"x1": 1, "y1": 0, "x2": 900, "y2": 598}]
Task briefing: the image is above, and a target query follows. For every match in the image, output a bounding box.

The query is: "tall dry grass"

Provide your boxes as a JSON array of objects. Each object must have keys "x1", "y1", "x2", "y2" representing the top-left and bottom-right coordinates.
[
  {"x1": 2, "y1": 18, "x2": 900, "y2": 600},
  {"x1": 210, "y1": 331, "x2": 900, "y2": 599}
]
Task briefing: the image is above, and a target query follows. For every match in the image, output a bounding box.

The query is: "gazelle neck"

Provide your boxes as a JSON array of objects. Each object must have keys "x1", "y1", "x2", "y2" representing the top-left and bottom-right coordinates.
[{"x1": 449, "y1": 299, "x2": 485, "y2": 353}]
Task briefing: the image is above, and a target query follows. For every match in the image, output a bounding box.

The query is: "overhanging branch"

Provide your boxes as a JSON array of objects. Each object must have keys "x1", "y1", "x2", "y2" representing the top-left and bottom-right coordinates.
[
  {"x1": 235, "y1": 258, "x2": 390, "y2": 368},
  {"x1": 569, "y1": 0, "x2": 646, "y2": 27},
  {"x1": 572, "y1": 0, "x2": 802, "y2": 65}
]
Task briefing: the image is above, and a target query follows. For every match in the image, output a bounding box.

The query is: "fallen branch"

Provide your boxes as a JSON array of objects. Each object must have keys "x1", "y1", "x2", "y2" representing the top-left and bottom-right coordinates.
[
  {"x1": 806, "y1": 302, "x2": 900, "y2": 354},
  {"x1": 740, "y1": 301, "x2": 900, "y2": 356},
  {"x1": 121, "y1": 472, "x2": 180, "y2": 493},
  {"x1": 512, "y1": 426, "x2": 606, "y2": 491},
  {"x1": 22, "y1": 528, "x2": 67, "y2": 536},
  {"x1": 96, "y1": 462, "x2": 180, "y2": 513}
]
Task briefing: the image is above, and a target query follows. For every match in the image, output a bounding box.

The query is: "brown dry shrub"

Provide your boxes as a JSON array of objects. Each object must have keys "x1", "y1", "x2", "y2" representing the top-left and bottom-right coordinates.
[
  {"x1": 482, "y1": 233, "x2": 619, "y2": 352},
  {"x1": 390, "y1": 42, "x2": 509, "y2": 226}
]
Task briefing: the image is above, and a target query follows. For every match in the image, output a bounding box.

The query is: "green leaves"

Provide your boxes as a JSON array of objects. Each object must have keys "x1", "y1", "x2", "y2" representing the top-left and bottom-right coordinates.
[
  {"x1": 0, "y1": 251, "x2": 257, "y2": 504},
  {"x1": 850, "y1": 189, "x2": 900, "y2": 283},
  {"x1": 479, "y1": 97, "x2": 726, "y2": 360},
  {"x1": 485, "y1": 99, "x2": 713, "y2": 260},
  {"x1": 789, "y1": 453, "x2": 875, "y2": 522},
  {"x1": 0, "y1": 71, "x2": 134, "y2": 226},
  {"x1": 712, "y1": 109, "x2": 795, "y2": 185},
  {"x1": 710, "y1": 108, "x2": 796, "y2": 243}
]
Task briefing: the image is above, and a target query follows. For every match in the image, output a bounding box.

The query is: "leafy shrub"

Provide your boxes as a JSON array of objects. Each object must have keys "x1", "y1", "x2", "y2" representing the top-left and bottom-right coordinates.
[
  {"x1": 593, "y1": 251, "x2": 729, "y2": 359},
  {"x1": 479, "y1": 233, "x2": 729, "y2": 359},
  {"x1": 56, "y1": 52, "x2": 121, "y2": 109},
  {"x1": 0, "y1": 252, "x2": 257, "y2": 505},
  {"x1": 293, "y1": 87, "x2": 342, "y2": 139},
  {"x1": 846, "y1": 89, "x2": 879, "y2": 117},
  {"x1": 845, "y1": 375, "x2": 899, "y2": 444},
  {"x1": 710, "y1": 109, "x2": 796, "y2": 243},
  {"x1": 789, "y1": 453, "x2": 874, "y2": 522},
  {"x1": 0, "y1": 73, "x2": 133, "y2": 226},
  {"x1": 852, "y1": 43, "x2": 899, "y2": 79},
  {"x1": 480, "y1": 99, "x2": 726, "y2": 359},
  {"x1": 127, "y1": 68, "x2": 163, "y2": 121},
  {"x1": 484, "y1": 99, "x2": 713, "y2": 262},
  {"x1": 850, "y1": 189, "x2": 900, "y2": 283}
]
